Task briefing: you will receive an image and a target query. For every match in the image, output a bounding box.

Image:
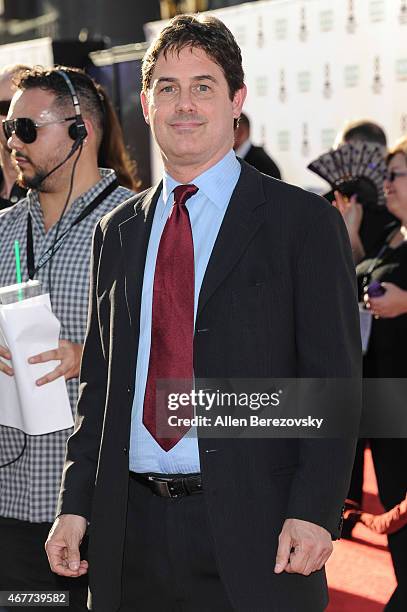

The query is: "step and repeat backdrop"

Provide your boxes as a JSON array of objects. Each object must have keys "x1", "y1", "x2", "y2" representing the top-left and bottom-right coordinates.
[{"x1": 145, "y1": 0, "x2": 407, "y2": 192}]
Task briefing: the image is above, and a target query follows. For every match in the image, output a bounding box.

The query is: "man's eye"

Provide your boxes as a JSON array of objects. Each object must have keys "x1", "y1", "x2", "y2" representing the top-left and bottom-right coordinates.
[
  {"x1": 196, "y1": 84, "x2": 210, "y2": 92},
  {"x1": 161, "y1": 85, "x2": 176, "y2": 93}
]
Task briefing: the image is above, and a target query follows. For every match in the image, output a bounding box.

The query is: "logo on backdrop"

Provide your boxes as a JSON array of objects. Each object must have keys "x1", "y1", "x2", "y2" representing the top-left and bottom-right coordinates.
[
  {"x1": 372, "y1": 56, "x2": 383, "y2": 94},
  {"x1": 369, "y1": 0, "x2": 386, "y2": 23},
  {"x1": 299, "y1": 6, "x2": 308, "y2": 42},
  {"x1": 401, "y1": 114, "x2": 407, "y2": 134},
  {"x1": 347, "y1": 0, "x2": 357, "y2": 34},
  {"x1": 257, "y1": 16, "x2": 264, "y2": 48},
  {"x1": 278, "y1": 131, "x2": 290, "y2": 153},
  {"x1": 256, "y1": 76, "x2": 268, "y2": 97},
  {"x1": 344, "y1": 64, "x2": 360, "y2": 88},
  {"x1": 323, "y1": 64, "x2": 333, "y2": 98},
  {"x1": 302, "y1": 123, "x2": 310, "y2": 157},
  {"x1": 274, "y1": 17, "x2": 288, "y2": 41},
  {"x1": 319, "y1": 9, "x2": 334, "y2": 33},
  {"x1": 400, "y1": 0, "x2": 407, "y2": 24},
  {"x1": 298, "y1": 70, "x2": 311, "y2": 94},
  {"x1": 396, "y1": 59, "x2": 407, "y2": 82},
  {"x1": 279, "y1": 69, "x2": 287, "y2": 103}
]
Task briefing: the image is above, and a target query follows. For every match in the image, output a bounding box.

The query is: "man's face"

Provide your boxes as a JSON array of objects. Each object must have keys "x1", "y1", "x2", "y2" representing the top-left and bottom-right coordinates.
[
  {"x1": 6, "y1": 88, "x2": 74, "y2": 191},
  {"x1": 141, "y1": 46, "x2": 246, "y2": 175}
]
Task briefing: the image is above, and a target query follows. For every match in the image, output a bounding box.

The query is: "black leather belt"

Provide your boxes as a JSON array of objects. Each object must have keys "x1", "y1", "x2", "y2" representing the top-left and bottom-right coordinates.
[{"x1": 129, "y1": 472, "x2": 203, "y2": 498}]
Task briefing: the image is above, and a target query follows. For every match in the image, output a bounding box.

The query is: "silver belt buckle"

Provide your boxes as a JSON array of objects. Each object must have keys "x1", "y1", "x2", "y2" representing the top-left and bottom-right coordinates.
[
  {"x1": 157, "y1": 479, "x2": 172, "y2": 497},
  {"x1": 149, "y1": 476, "x2": 174, "y2": 498}
]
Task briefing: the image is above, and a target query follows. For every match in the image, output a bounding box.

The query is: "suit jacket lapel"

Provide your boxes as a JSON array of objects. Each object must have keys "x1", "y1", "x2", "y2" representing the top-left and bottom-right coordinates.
[
  {"x1": 197, "y1": 163, "x2": 266, "y2": 317},
  {"x1": 118, "y1": 183, "x2": 162, "y2": 326}
]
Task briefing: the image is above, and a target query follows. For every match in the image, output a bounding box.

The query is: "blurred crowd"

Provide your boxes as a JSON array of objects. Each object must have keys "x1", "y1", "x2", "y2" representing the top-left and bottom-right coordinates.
[{"x1": 0, "y1": 56, "x2": 405, "y2": 612}]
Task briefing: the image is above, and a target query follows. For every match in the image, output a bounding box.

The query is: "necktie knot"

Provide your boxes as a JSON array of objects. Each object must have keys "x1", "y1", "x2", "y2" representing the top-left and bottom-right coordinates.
[{"x1": 173, "y1": 184, "x2": 198, "y2": 208}]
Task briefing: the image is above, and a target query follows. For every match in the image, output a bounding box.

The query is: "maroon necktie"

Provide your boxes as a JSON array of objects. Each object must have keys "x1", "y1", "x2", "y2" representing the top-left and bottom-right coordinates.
[{"x1": 143, "y1": 184, "x2": 198, "y2": 451}]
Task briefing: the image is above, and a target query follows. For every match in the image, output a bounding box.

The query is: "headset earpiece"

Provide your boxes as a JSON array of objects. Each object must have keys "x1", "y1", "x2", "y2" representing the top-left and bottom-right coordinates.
[
  {"x1": 56, "y1": 69, "x2": 88, "y2": 144},
  {"x1": 68, "y1": 121, "x2": 87, "y2": 142}
]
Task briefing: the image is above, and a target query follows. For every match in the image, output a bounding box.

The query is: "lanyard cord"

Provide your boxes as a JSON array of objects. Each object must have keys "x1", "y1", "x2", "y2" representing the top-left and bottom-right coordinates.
[
  {"x1": 48, "y1": 144, "x2": 83, "y2": 302},
  {"x1": 26, "y1": 175, "x2": 118, "y2": 281},
  {"x1": 361, "y1": 228, "x2": 401, "y2": 290}
]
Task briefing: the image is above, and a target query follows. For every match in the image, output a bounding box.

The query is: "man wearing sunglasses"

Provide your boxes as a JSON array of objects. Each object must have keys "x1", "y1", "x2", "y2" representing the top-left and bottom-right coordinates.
[
  {"x1": 0, "y1": 66, "x2": 134, "y2": 611},
  {"x1": 0, "y1": 65, "x2": 28, "y2": 210}
]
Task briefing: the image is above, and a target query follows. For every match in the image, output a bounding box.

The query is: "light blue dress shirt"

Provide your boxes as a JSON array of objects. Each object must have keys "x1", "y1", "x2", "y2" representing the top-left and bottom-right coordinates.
[{"x1": 129, "y1": 150, "x2": 241, "y2": 473}]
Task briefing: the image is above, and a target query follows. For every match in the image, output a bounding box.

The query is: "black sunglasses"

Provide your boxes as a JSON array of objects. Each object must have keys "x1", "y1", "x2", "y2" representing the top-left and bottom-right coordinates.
[
  {"x1": 2, "y1": 116, "x2": 76, "y2": 144},
  {"x1": 385, "y1": 170, "x2": 407, "y2": 183},
  {"x1": 0, "y1": 100, "x2": 11, "y2": 116}
]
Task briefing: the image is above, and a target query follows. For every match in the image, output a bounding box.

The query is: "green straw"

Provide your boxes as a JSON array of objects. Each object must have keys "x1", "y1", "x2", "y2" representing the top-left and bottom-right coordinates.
[{"x1": 14, "y1": 240, "x2": 23, "y2": 301}]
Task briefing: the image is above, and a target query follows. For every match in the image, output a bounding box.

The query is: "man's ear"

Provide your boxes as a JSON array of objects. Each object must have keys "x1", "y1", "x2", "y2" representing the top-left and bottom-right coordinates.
[
  {"x1": 232, "y1": 84, "x2": 247, "y2": 120},
  {"x1": 82, "y1": 117, "x2": 94, "y2": 144},
  {"x1": 140, "y1": 90, "x2": 150, "y2": 125}
]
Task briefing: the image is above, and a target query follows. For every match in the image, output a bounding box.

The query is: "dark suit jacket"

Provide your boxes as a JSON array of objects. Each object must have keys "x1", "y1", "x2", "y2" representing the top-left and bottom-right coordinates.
[
  {"x1": 243, "y1": 144, "x2": 281, "y2": 179},
  {"x1": 58, "y1": 161, "x2": 361, "y2": 612}
]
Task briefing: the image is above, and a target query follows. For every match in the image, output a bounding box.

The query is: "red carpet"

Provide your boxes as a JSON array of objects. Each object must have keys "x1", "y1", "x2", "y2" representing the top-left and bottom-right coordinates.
[{"x1": 326, "y1": 447, "x2": 396, "y2": 611}]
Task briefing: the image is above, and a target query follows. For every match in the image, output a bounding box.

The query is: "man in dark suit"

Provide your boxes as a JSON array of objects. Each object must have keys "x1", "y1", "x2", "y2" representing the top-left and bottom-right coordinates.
[
  {"x1": 46, "y1": 14, "x2": 361, "y2": 612},
  {"x1": 234, "y1": 112, "x2": 281, "y2": 179}
]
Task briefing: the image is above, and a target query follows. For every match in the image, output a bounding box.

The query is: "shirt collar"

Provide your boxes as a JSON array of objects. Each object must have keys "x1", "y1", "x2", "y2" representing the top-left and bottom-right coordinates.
[
  {"x1": 27, "y1": 167, "x2": 117, "y2": 221},
  {"x1": 235, "y1": 138, "x2": 252, "y2": 160},
  {"x1": 161, "y1": 149, "x2": 241, "y2": 212}
]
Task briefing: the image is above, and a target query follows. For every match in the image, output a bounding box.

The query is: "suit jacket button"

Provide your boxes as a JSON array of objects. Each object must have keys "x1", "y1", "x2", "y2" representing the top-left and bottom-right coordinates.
[{"x1": 123, "y1": 447, "x2": 128, "y2": 454}]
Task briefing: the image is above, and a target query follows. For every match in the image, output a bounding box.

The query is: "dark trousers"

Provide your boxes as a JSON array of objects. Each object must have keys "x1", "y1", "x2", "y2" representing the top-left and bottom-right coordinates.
[
  {"x1": 116, "y1": 476, "x2": 233, "y2": 612},
  {"x1": 369, "y1": 439, "x2": 407, "y2": 612},
  {"x1": 347, "y1": 438, "x2": 366, "y2": 506},
  {"x1": 0, "y1": 517, "x2": 88, "y2": 612}
]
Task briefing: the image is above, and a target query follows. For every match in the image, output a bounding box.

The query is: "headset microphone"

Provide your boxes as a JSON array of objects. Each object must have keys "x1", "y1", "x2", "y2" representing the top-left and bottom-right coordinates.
[{"x1": 29, "y1": 137, "x2": 82, "y2": 189}]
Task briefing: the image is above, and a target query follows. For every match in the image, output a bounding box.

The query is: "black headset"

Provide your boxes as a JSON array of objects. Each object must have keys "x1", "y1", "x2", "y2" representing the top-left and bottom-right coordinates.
[{"x1": 55, "y1": 69, "x2": 88, "y2": 145}]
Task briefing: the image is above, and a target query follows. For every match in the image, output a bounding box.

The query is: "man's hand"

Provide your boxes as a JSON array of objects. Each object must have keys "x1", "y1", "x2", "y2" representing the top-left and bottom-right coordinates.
[
  {"x1": 45, "y1": 514, "x2": 88, "y2": 578},
  {"x1": 364, "y1": 282, "x2": 407, "y2": 319},
  {"x1": 0, "y1": 344, "x2": 13, "y2": 376},
  {"x1": 274, "y1": 518, "x2": 333, "y2": 576},
  {"x1": 28, "y1": 340, "x2": 83, "y2": 386}
]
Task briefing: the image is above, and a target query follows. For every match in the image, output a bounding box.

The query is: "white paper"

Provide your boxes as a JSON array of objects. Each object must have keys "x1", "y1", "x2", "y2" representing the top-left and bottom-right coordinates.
[
  {"x1": 359, "y1": 303, "x2": 373, "y2": 355},
  {"x1": 0, "y1": 294, "x2": 73, "y2": 435}
]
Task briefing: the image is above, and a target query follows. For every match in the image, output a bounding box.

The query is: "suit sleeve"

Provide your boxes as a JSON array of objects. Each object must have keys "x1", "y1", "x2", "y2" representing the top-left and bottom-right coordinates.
[
  {"x1": 56, "y1": 222, "x2": 108, "y2": 520},
  {"x1": 286, "y1": 204, "x2": 362, "y2": 538}
]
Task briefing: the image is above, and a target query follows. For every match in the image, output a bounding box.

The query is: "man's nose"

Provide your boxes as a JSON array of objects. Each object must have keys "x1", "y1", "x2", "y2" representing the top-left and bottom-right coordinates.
[
  {"x1": 8, "y1": 131, "x2": 23, "y2": 151},
  {"x1": 175, "y1": 88, "x2": 196, "y2": 113}
]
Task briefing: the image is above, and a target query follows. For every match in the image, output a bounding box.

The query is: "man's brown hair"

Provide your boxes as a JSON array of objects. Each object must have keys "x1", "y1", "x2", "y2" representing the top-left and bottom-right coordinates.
[{"x1": 142, "y1": 13, "x2": 245, "y2": 101}]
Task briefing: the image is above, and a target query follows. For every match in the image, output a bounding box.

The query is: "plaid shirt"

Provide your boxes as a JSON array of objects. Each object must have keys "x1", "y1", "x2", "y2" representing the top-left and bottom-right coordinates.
[{"x1": 0, "y1": 169, "x2": 133, "y2": 522}]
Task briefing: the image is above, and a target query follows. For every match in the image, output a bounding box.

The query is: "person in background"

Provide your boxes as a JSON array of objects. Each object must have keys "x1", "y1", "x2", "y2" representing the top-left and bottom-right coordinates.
[
  {"x1": 234, "y1": 111, "x2": 281, "y2": 179},
  {"x1": 0, "y1": 66, "x2": 134, "y2": 611},
  {"x1": 359, "y1": 492, "x2": 407, "y2": 535},
  {"x1": 0, "y1": 64, "x2": 29, "y2": 210},
  {"x1": 333, "y1": 122, "x2": 400, "y2": 540},
  {"x1": 353, "y1": 136, "x2": 407, "y2": 611},
  {"x1": 332, "y1": 119, "x2": 397, "y2": 264},
  {"x1": 96, "y1": 83, "x2": 141, "y2": 192}
]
